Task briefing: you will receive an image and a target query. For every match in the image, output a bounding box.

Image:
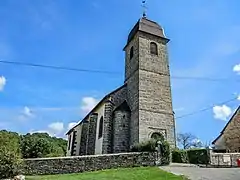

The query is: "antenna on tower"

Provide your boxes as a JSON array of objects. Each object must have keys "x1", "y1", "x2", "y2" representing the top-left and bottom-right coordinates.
[{"x1": 141, "y1": 0, "x2": 147, "y2": 18}]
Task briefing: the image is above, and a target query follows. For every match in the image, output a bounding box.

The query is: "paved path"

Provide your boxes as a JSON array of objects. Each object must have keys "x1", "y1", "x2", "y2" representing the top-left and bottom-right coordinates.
[{"x1": 160, "y1": 166, "x2": 240, "y2": 180}]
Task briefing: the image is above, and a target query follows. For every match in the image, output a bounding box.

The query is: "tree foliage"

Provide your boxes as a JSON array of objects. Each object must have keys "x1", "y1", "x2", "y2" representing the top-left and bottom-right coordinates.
[{"x1": 0, "y1": 130, "x2": 22, "y2": 179}]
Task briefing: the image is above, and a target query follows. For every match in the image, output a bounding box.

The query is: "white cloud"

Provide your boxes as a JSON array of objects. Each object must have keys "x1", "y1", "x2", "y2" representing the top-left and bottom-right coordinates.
[
  {"x1": 68, "y1": 122, "x2": 78, "y2": 130},
  {"x1": 233, "y1": 64, "x2": 240, "y2": 75},
  {"x1": 238, "y1": 95, "x2": 240, "y2": 101},
  {"x1": 0, "y1": 76, "x2": 6, "y2": 91},
  {"x1": 213, "y1": 105, "x2": 232, "y2": 121},
  {"x1": 23, "y1": 106, "x2": 34, "y2": 117},
  {"x1": 48, "y1": 122, "x2": 64, "y2": 135},
  {"x1": 18, "y1": 106, "x2": 35, "y2": 121},
  {"x1": 81, "y1": 97, "x2": 98, "y2": 114}
]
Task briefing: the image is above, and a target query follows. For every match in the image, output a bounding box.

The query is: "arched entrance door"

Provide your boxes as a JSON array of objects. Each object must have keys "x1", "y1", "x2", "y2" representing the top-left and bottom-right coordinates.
[{"x1": 151, "y1": 132, "x2": 164, "y2": 141}]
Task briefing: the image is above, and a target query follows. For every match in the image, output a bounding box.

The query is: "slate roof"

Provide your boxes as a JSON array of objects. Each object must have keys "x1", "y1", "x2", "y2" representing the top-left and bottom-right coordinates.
[
  {"x1": 124, "y1": 17, "x2": 169, "y2": 49},
  {"x1": 66, "y1": 84, "x2": 127, "y2": 135}
]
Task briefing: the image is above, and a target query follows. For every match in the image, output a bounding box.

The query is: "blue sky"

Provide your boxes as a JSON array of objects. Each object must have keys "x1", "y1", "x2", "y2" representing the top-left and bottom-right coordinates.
[{"x1": 0, "y1": 0, "x2": 239, "y2": 144}]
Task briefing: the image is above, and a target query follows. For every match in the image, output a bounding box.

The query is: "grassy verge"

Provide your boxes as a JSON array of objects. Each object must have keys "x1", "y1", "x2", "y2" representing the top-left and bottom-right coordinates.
[{"x1": 27, "y1": 167, "x2": 188, "y2": 180}]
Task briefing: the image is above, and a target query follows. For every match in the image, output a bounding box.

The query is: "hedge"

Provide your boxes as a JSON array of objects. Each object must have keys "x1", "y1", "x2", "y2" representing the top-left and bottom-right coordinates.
[
  {"x1": 172, "y1": 149, "x2": 210, "y2": 165},
  {"x1": 131, "y1": 139, "x2": 170, "y2": 165},
  {"x1": 172, "y1": 150, "x2": 188, "y2": 163}
]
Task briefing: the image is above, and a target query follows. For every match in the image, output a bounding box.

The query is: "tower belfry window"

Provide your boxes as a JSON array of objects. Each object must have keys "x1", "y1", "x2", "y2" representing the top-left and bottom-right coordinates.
[
  {"x1": 130, "y1": 46, "x2": 134, "y2": 59},
  {"x1": 150, "y1": 42, "x2": 158, "y2": 55}
]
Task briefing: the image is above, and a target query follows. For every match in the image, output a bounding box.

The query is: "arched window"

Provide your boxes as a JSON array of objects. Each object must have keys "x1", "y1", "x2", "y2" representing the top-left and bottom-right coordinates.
[
  {"x1": 150, "y1": 42, "x2": 158, "y2": 55},
  {"x1": 130, "y1": 46, "x2": 134, "y2": 59},
  {"x1": 98, "y1": 117, "x2": 104, "y2": 139},
  {"x1": 151, "y1": 132, "x2": 164, "y2": 141}
]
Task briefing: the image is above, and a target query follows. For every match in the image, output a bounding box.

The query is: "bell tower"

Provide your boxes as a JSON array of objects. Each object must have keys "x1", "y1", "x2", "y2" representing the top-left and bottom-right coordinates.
[{"x1": 124, "y1": 17, "x2": 176, "y2": 147}]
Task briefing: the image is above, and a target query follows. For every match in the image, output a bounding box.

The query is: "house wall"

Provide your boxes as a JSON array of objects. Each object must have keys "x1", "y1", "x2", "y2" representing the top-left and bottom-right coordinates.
[
  {"x1": 94, "y1": 104, "x2": 105, "y2": 154},
  {"x1": 66, "y1": 131, "x2": 73, "y2": 156},
  {"x1": 66, "y1": 124, "x2": 82, "y2": 156},
  {"x1": 223, "y1": 109, "x2": 240, "y2": 152},
  {"x1": 214, "y1": 135, "x2": 226, "y2": 150}
]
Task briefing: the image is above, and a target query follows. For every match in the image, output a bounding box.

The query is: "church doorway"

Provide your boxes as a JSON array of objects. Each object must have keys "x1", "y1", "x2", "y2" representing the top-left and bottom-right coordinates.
[{"x1": 151, "y1": 132, "x2": 164, "y2": 141}]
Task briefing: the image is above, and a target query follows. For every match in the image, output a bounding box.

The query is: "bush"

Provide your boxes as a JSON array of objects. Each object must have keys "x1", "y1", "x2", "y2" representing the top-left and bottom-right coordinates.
[
  {"x1": 160, "y1": 141, "x2": 170, "y2": 165},
  {"x1": 131, "y1": 139, "x2": 156, "y2": 152},
  {"x1": 0, "y1": 131, "x2": 22, "y2": 179},
  {"x1": 131, "y1": 138, "x2": 170, "y2": 165},
  {"x1": 172, "y1": 148, "x2": 210, "y2": 165},
  {"x1": 187, "y1": 149, "x2": 210, "y2": 164},
  {"x1": 172, "y1": 150, "x2": 188, "y2": 163}
]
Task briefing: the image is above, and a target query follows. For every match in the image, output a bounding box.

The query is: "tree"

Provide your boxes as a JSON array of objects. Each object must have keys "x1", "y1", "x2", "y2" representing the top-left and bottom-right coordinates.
[
  {"x1": 0, "y1": 130, "x2": 22, "y2": 179},
  {"x1": 177, "y1": 133, "x2": 203, "y2": 149},
  {"x1": 20, "y1": 134, "x2": 52, "y2": 158}
]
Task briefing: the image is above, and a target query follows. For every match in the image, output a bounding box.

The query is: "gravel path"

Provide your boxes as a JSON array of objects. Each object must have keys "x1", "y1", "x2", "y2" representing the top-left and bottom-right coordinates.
[{"x1": 160, "y1": 166, "x2": 240, "y2": 180}]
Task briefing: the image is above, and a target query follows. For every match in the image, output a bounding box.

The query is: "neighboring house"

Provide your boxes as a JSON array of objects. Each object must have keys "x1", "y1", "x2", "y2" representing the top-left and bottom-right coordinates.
[
  {"x1": 212, "y1": 106, "x2": 240, "y2": 152},
  {"x1": 66, "y1": 16, "x2": 176, "y2": 156}
]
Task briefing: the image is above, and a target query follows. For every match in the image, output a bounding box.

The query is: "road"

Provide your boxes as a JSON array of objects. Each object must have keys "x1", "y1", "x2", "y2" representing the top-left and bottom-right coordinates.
[{"x1": 160, "y1": 166, "x2": 240, "y2": 180}]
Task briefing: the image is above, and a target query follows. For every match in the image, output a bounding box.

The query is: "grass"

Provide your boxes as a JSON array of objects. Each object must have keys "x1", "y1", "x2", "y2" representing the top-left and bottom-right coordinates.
[{"x1": 27, "y1": 167, "x2": 188, "y2": 180}]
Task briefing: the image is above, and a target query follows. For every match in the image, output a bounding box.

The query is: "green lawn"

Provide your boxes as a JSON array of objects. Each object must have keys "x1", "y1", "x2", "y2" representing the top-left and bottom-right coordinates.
[{"x1": 27, "y1": 167, "x2": 188, "y2": 180}]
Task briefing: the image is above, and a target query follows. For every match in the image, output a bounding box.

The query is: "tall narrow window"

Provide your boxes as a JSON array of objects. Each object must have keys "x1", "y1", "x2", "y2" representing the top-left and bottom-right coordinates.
[
  {"x1": 68, "y1": 135, "x2": 72, "y2": 150},
  {"x1": 98, "y1": 116, "x2": 104, "y2": 139},
  {"x1": 130, "y1": 46, "x2": 134, "y2": 59},
  {"x1": 150, "y1": 42, "x2": 158, "y2": 55}
]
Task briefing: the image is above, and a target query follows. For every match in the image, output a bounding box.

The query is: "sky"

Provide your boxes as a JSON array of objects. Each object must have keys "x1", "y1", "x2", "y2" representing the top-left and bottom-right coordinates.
[{"x1": 0, "y1": 0, "x2": 240, "y2": 144}]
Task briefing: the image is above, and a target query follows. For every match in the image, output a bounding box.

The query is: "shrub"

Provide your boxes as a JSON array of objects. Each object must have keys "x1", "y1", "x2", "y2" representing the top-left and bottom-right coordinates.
[
  {"x1": 187, "y1": 149, "x2": 210, "y2": 165},
  {"x1": 172, "y1": 150, "x2": 188, "y2": 163},
  {"x1": 0, "y1": 131, "x2": 22, "y2": 179},
  {"x1": 172, "y1": 148, "x2": 210, "y2": 165},
  {"x1": 131, "y1": 139, "x2": 170, "y2": 165},
  {"x1": 131, "y1": 139, "x2": 156, "y2": 152},
  {"x1": 160, "y1": 141, "x2": 170, "y2": 165}
]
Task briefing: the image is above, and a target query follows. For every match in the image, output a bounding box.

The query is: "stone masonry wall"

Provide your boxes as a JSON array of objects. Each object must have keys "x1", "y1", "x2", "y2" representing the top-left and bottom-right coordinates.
[
  {"x1": 138, "y1": 32, "x2": 176, "y2": 148},
  {"x1": 223, "y1": 108, "x2": 240, "y2": 152},
  {"x1": 125, "y1": 33, "x2": 140, "y2": 146},
  {"x1": 87, "y1": 113, "x2": 98, "y2": 155},
  {"x1": 79, "y1": 121, "x2": 89, "y2": 155},
  {"x1": 124, "y1": 30, "x2": 176, "y2": 148},
  {"x1": 113, "y1": 108, "x2": 131, "y2": 153},
  {"x1": 102, "y1": 101, "x2": 114, "y2": 154},
  {"x1": 22, "y1": 152, "x2": 156, "y2": 175},
  {"x1": 210, "y1": 153, "x2": 240, "y2": 167}
]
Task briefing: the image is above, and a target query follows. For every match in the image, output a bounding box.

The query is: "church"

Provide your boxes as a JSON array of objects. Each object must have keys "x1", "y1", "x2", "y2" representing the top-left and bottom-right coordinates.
[{"x1": 66, "y1": 16, "x2": 176, "y2": 156}]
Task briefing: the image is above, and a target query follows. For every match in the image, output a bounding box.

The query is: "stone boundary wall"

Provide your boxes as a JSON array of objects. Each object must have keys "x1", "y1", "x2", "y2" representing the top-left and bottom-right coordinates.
[
  {"x1": 21, "y1": 152, "x2": 156, "y2": 175},
  {"x1": 210, "y1": 153, "x2": 240, "y2": 167}
]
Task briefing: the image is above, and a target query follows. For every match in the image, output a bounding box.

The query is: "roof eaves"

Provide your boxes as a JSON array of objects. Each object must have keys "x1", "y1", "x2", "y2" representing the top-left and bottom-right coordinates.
[{"x1": 65, "y1": 84, "x2": 127, "y2": 135}]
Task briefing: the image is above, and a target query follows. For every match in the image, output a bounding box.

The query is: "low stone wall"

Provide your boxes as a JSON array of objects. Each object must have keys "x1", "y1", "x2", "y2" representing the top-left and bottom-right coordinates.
[
  {"x1": 210, "y1": 153, "x2": 240, "y2": 167},
  {"x1": 21, "y1": 152, "x2": 156, "y2": 175}
]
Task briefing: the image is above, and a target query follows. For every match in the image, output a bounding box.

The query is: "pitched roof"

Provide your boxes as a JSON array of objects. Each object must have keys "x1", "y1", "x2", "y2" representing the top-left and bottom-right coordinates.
[
  {"x1": 65, "y1": 84, "x2": 127, "y2": 135},
  {"x1": 212, "y1": 105, "x2": 240, "y2": 144}
]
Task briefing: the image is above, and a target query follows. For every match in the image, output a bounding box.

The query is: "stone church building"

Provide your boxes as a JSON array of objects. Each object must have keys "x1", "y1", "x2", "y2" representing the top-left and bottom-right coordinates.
[
  {"x1": 212, "y1": 106, "x2": 240, "y2": 152},
  {"x1": 66, "y1": 17, "x2": 176, "y2": 156}
]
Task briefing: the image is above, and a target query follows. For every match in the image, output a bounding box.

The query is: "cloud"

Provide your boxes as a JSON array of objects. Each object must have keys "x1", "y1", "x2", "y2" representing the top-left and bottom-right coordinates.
[
  {"x1": 213, "y1": 105, "x2": 232, "y2": 121},
  {"x1": 68, "y1": 122, "x2": 78, "y2": 130},
  {"x1": 233, "y1": 64, "x2": 240, "y2": 75},
  {"x1": 237, "y1": 95, "x2": 240, "y2": 101},
  {"x1": 0, "y1": 76, "x2": 6, "y2": 91},
  {"x1": 23, "y1": 106, "x2": 34, "y2": 117},
  {"x1": 48, "y1": 122, "x2": 64, "y2": 135},
  {"x1": 18, "y1": 106, "x2": 35, "y2": 121},
  {"x1": 81, "y1": 97, "x2": 98, "y2": 114}
]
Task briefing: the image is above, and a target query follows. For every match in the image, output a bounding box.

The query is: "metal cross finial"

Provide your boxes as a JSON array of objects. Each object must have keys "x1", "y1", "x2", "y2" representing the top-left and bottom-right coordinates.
[{"x1": 142, "y1": 0, "x2": 147, "y2": 18}]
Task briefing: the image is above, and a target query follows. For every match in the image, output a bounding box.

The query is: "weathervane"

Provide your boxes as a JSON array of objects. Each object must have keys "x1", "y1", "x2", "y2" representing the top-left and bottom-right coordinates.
[{"x1": 142, "y1": 0, "x2": 147, "y2": 18}]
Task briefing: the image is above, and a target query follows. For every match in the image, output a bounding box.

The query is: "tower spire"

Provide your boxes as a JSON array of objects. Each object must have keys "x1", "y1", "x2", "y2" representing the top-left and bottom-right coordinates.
[{"x1": 142, "y1": 0, "x2": 147, "y2": 18}]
